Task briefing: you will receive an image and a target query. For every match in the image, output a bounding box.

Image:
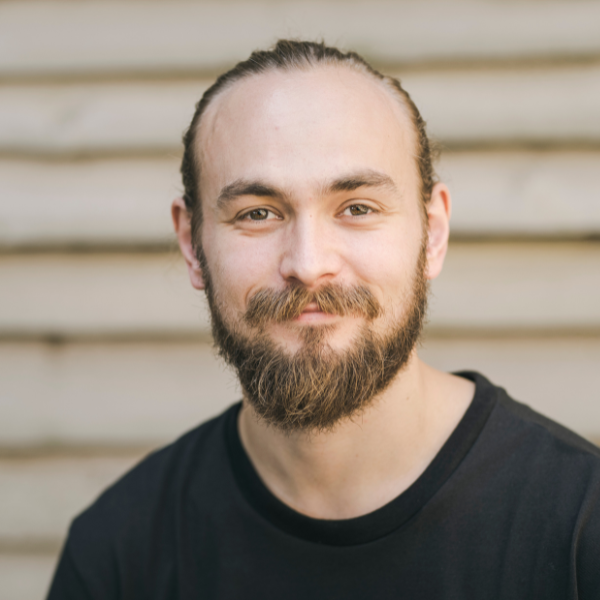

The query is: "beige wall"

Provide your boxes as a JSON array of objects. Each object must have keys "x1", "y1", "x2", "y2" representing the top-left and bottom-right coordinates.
[{"x1": 1, "y1": 2, "x2": 600, "y2": 597}]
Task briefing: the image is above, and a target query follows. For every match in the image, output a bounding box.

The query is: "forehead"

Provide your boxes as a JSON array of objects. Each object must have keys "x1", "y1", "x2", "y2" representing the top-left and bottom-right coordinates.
[{"x1": 197, "y1": 66, "x2": 418, "y2": 196}]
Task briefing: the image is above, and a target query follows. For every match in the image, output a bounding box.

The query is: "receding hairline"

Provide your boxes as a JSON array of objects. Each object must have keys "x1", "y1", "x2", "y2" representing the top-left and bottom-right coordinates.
[
  {"x1": 194, "y1": 63, "x2": 421, "y2": 201},
  {"x1": 199, "y1": 60, "x2": 419, "y2": 161}
]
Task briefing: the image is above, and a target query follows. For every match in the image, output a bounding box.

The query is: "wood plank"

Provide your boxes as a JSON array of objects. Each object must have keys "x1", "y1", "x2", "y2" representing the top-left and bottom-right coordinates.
[
  {"x1": 1, "y1": 243, "x2": 599, "y2": 338},
  {"x1": 0, "y1": 252, "x2": 211, "y2": 337},
  {"x1": 0, "y1": 553, "x2": 57, "y2": 600},
  {"x1": 441, "y1": 150, "x2": 600, "y2": 237},
  {"x1": 2, "y1": 151, "x2": 600, "y2": 248},
  {"x1": 404, "y1": 64, "x2": 600, "y2": 145},
  {"x1": 1, "y1": 1, "x2": 600, "y2": 76},
  {"x1": 0, "y1": 554, "x2": 57, "y2": 600},
  {"x1": 2, "y1": 64, "x2": 600, "y2": 155},
  {"x1": 0, "y1": 341, "x2": 240, "y2": 447},
  {"x1": 0, "y1": 454, "x2": 144, "y2": 543},
  {"x1": 0, "y1": 157, "x2": 181, "y2": 247},
  {"x1": 0, "y1": 80, "x2": 204, "y2": 155},
  {"x1": 431, "y1": 242, "x2": 600, "y2": 331}
]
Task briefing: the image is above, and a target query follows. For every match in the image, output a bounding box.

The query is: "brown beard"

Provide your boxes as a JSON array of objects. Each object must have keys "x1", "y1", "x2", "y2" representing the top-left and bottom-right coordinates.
[{"x1": 198, "y1": 242, "x2": 428, "y2": 432}]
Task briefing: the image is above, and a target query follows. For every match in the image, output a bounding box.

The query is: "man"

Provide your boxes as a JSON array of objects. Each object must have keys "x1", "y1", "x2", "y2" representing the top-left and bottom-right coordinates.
[{"x1": 48, "y1": 40, "x2": 599, "y2": 599}]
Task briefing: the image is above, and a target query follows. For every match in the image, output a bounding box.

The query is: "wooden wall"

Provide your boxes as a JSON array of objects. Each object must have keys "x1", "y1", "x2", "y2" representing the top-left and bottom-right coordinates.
[{"x1": 1, "y1": 1, "x2": 600, "y2": 597}]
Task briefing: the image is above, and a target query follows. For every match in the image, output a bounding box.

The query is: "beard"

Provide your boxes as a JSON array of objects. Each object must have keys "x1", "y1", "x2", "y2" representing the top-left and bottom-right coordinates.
[{"x1": 198, "y1": 241, "x2": 428, "y2": 433}]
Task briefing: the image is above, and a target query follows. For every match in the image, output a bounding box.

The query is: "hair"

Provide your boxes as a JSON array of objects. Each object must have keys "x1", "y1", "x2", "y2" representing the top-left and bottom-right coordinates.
[{"x1": 180, "y1": 39, "x2": 437, "y2": 243}]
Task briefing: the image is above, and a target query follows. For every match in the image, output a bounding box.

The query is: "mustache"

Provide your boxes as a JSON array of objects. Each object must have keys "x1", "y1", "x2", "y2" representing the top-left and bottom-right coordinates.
[{"x1": 244, "y1": 283, "x2": 381, "y2": 327}]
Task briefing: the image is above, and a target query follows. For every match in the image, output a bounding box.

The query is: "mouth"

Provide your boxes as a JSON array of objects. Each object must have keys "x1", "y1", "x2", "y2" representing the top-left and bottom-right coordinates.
[
  {"x1": 293, "y1": 302, "x2": 338, "y2": 323},
  {"x1": 243, "y1": 283, "x2": 381, "y2": 328},
  {"x1": 301, "y1": 302, "x2": 321, "y2": 314}
]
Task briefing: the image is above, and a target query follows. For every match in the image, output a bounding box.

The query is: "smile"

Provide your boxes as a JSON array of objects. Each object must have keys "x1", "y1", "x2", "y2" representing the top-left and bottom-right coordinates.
[{"x1": 293, "y1": 302, "x2": 339, "y2": 323}]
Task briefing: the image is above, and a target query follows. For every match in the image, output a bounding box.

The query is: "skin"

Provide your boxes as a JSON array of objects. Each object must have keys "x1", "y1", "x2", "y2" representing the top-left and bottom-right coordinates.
[{"x1": 173, "y1": 66, "x2": 475, "y2": 519}]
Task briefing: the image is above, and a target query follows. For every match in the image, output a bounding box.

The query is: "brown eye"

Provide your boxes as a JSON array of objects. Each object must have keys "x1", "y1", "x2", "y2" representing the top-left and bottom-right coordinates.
[
  {"x1": 347, "y1": 205, "x2": 370, "y2": 216},
  {"x1": 248, "y1": 209, "x2": 269, "y2": 220}
]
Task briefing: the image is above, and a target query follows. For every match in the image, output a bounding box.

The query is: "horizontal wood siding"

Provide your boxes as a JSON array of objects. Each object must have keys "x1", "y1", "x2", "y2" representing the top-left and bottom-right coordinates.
[
  {"x1": 2, "y1": 1, "x2": 600, "y2": 76},
  {"x1": 0, "y1": 554, "x2": 57, "y2": 600},
  {"x1": 2, "y1": 2, "x2": 599, "y2": 597},
  {"x1": 0, "y1": 341, "x2": 239, "y2": 447}
]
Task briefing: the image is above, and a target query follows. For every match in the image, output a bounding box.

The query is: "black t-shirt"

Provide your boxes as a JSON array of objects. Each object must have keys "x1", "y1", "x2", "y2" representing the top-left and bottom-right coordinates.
[{"x1": 47, "y1": 372, "x2": 600, "y2": 599}]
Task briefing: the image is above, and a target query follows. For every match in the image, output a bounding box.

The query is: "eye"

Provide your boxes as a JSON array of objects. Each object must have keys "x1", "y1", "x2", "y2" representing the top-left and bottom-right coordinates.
[
  {"x1": 242, "y1": 208, "x2": 275, "y2": 221},
  {"x1": 343, "y1": 204, "x2": 372, "y2": 217}
]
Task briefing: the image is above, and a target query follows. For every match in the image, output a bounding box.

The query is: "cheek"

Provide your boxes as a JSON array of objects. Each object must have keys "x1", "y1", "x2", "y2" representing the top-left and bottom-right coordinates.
[
  {"x1": 202, "y1": 228, "x2": 282, "y2": 311},
  {"x1": 344, "y1": 226, "x2": 423, "y2": 300}
]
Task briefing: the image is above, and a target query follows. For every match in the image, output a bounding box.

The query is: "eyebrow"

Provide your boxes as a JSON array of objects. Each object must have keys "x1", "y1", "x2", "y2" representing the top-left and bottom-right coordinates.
[
  {"x1": 216, "y1": 169, "x2": 397, "y2": 208},
  {"x1": 217, "y1": 181, "x2": 283, "y2": 207},
  {"x1": 326, "y1": 170, "x2": 398, "y2": 195}
]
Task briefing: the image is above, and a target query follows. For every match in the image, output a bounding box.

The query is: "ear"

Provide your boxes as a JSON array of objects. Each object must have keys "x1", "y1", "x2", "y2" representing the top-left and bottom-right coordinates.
[
  {"x1": 171, "y1": 198, "x2": 205, "y2": 290},
  {"x1": 425, "y1": 182, "x2": 451, "y2": 281}
]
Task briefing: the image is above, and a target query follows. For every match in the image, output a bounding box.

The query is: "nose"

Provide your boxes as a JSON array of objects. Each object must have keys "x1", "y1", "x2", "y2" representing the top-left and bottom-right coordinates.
[{"x1": 279, "y1": 214, "x2": 341, "y2": 288}]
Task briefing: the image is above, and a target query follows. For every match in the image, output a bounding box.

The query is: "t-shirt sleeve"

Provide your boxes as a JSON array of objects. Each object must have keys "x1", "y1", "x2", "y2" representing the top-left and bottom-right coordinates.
[
  {"x1": 576, "y1": 480, "x2": 600, "y2": 600},
  {"x1": 46, "y1": 516, "x2": 120, "y2": 600},
  {"x1": 46, "y1": 542, "x2": 95, "y2": 600}
]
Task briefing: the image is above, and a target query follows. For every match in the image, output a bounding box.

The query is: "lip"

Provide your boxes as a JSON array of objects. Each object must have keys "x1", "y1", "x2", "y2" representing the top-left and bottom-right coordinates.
[
  {"x1": 301, "y1": 302, "x2": 321, "y2": 313},
  {"x1": 293, "y1": 303, "x2": 337, "y2": 323}
]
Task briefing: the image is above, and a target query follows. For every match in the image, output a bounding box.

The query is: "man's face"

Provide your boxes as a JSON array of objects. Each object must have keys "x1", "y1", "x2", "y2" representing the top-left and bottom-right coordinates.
[{"x1": 194, "y1": 66, "x2": 432, "y2": 430}]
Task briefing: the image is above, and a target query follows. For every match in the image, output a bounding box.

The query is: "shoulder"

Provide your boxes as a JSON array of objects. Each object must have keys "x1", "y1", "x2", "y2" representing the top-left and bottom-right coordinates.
[
  {"x1": 462, "y1": 371, "x2": 600, "y2": 464},
  {"x1": 490, "y1": 375, "x2": 600, "y2": 466},
  {"x1": 458, "y1": 373, "x2": 600, "y2": 598},
  {"x1": 68, "y1": 403, "x2": 238, "y2": 556},
  {"x1": 463, "y1": 372, "x2": 600, "y2": 523},
  {"x1": 456, "y1": 371, "x2": 600, "y2": 527},
  {"x1": 48, "y1": 404, "x2": 240, "y2": 597},
  {"x1": 486, "y1": 378, "x2": 600, "y2": 595}
]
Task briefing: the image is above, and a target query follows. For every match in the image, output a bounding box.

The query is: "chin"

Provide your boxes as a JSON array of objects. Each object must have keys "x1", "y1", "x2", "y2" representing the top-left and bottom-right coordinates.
[{"x1": 270, "y1": 320, "x2": 369, "y2": 356}]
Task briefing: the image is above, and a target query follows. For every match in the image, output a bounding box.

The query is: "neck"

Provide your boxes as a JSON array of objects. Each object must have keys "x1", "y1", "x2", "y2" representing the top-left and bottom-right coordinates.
[{"x1": 238, "y1": 354, "x2": 475, "y2": 520}]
